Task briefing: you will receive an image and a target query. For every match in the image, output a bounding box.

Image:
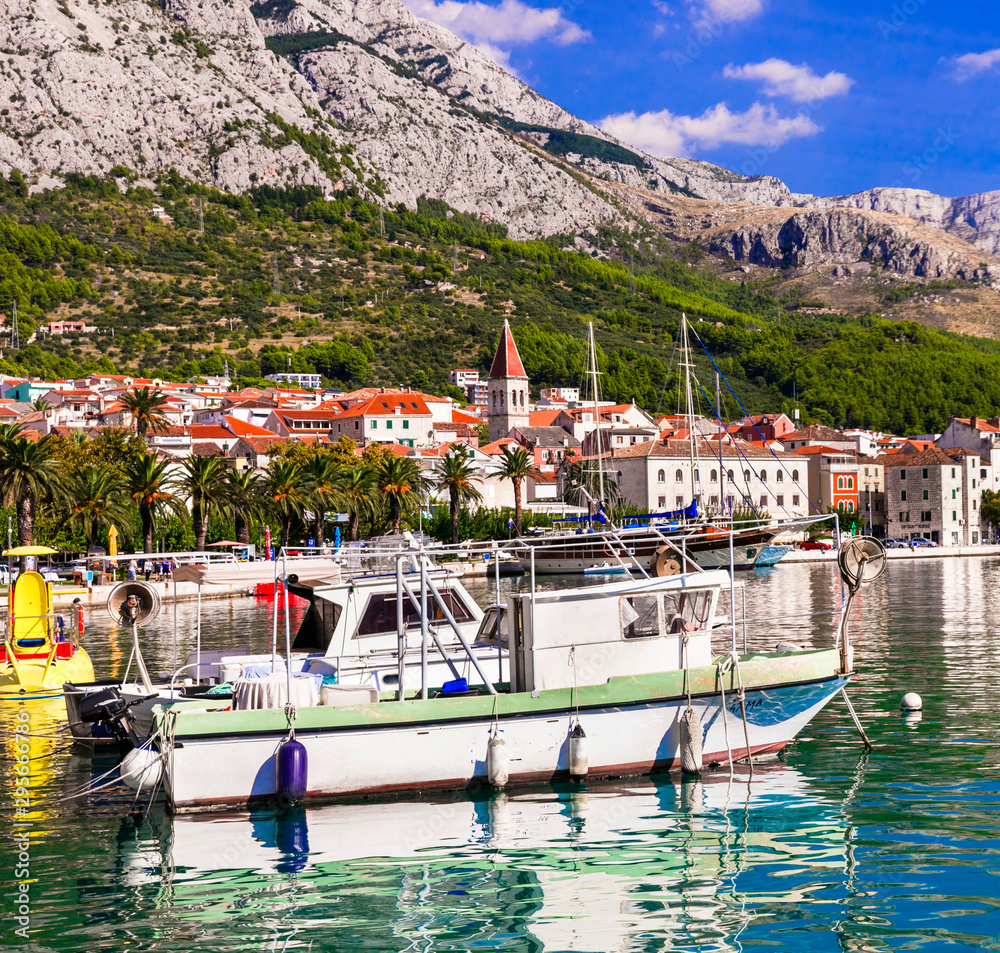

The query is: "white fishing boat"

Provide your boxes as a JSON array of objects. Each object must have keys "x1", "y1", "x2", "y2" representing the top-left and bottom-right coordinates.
[
  {"x1": 84, "y1": 534, "x2": 886, "y2": 813},
  {"x1": 64, "y1": 547, "x2": 504, "y2": 744}
]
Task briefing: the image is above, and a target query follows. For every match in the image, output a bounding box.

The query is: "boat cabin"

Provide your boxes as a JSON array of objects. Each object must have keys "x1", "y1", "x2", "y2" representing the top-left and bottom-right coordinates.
[{"x1": 506, "y1": 570, "x2": 725, "y2": 693}]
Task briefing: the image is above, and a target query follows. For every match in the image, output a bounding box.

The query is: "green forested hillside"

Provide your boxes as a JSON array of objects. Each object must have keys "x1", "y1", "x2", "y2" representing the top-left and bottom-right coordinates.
[{"x1": 0, "y1": 169, "x2": 998, "y2": 434}]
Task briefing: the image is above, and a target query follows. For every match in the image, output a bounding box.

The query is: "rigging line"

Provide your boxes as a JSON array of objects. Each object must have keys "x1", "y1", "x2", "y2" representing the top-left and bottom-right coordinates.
[
  {"x1": 690, "y1": 325, "x2": 823, "y2": 514},
  {"x1": 695, "y1": 380, "x2": 790, "y2": 516}
]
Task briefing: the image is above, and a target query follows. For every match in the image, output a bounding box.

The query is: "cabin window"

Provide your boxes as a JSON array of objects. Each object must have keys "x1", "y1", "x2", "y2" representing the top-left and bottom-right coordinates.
[
  {"x1": 291, "y1": 599, "x2": 343, "y2": 652},
  {"x1": 474, "y1": 606, "x2": 506, "y2": 646},
  {"x1": 356, "y1": 589, "x2": 475, "y2": 637},
  {"x1": 664, "y1": 590, "x2": 712, "y2": 633},
  {"x1": 620, "y1": 594, "x2": 662, "y2": 640}
]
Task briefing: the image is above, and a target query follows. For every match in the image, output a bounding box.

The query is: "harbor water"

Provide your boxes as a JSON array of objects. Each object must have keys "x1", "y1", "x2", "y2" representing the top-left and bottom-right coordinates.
[{"x1": 3, "y1": 559, "x2": 1000, "y2": 951}]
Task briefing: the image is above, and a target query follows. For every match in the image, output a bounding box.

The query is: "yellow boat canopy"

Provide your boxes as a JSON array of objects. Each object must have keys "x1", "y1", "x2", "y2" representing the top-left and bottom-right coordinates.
[{"x1": 4, "y1": 546, "x2": 58, "y2": 556}]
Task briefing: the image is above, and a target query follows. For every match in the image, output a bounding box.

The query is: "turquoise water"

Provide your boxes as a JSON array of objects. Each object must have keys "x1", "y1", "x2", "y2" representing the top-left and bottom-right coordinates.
[{"x1": 4, "y1": 560, "x2": 1000, "y2": 951}]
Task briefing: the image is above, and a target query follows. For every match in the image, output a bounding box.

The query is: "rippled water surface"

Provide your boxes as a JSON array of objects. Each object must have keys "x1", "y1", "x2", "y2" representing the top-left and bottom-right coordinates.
[{"x1": 4, "y1": 559, "x2": 1000, "y2": 951}]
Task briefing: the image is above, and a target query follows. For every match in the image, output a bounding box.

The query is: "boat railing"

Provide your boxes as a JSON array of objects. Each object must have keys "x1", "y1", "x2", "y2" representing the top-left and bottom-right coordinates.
[{"x1": 0, "y1": 606, "x2": 84, "y2": 656}]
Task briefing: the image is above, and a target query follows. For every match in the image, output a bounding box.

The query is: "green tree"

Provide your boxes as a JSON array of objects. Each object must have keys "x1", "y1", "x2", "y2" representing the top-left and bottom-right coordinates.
[
  {"x1": 495, "y1": 445, "x2": 540, "y2": 536},
  {"x1": 181, "y1": 455, "x2": 229, "y2": 551},
  {"x1": 339, "y1": 466, "x2": 377, "y2": 541},
  {"x1": 63, "y1": 467, "x2": 134, "y2": 550},
  {"x1": 224, "y1": 468, "x2": 267, "y2": 546},
  {"x1": 128, "y1": 453, "x2": 187, "y2": 553},
  {"x1": 377, "y1": 456, "x2": 429, "y2": 534},
  {"x1": 435, "y1": 448, "x2": 482, "y2": 543},
  {"x1": 0, "y1": 435, "x2": 68, "y2": 548},
  {"x1": 303, "y1": 453, "x2": 343, "y2": 547},
  {"x1": 263, "y1": 459, "x2": 308, "y2": 547},
  {"x1": 119, "y1": 386, "x2": 172, "y2": 437}
]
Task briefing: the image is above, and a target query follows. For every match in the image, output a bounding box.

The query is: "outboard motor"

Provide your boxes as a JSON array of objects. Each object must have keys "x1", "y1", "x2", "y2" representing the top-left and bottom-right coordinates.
[{"x1": 79, "y1": 687, "x2": 146, "y2": 754}]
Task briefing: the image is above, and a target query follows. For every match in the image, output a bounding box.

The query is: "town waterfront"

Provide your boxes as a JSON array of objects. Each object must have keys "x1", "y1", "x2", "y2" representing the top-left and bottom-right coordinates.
[{"x1": 4, "y1": 559, "x2": 1000, "y2": 950}]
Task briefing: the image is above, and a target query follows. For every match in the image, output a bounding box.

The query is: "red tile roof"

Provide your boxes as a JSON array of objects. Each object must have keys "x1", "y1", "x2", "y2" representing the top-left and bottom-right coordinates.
[
  {"x1": 488, "y1": 319, "x2": 527, "y2": 379},
  {"x1": 336, "y1": 394, "x2": 431, "y2": 419},
  {"x1": 223, "y1": 416, "x2": 279, "y2": 437}
]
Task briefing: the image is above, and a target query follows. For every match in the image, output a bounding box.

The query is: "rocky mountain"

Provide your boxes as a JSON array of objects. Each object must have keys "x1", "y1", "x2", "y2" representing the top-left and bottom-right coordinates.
[{"x1": 0, "y1": 0, "x2": 997, "y2": 285}]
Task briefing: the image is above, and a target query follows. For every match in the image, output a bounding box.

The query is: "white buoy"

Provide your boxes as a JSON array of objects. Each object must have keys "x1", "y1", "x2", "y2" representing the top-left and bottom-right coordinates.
[
  {"x1": 568, "y1": 723, "x2": 588, "y2": 779},
  {"x1": 679, "y1": 706, "x2": 703, "y2": 775},
  {"x1": 901, "y1": 692, "x2": 923, "y2": 712},
  {"x1": 120, "y1": 746, "x2": 163, "y2": 793},
  {"x1": 487, "y1": 734, "x2": 509, "y2": 789}
]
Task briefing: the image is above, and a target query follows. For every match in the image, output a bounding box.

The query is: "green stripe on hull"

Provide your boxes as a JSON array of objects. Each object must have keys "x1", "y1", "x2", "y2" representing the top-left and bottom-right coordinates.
[{"x1": 160, "y1": 648, "x2": 844, "y2": 739}]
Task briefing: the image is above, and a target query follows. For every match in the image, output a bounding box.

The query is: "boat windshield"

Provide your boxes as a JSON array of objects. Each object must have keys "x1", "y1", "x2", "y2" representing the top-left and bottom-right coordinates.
[{"x1": 355, "y1": 589, "x2": 475, "y2": 638}]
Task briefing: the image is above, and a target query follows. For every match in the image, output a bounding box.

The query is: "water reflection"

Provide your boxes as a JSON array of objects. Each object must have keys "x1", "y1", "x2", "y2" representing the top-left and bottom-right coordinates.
[{"x1": 107, "y1": 765, "x2": 847, "y2": 952}]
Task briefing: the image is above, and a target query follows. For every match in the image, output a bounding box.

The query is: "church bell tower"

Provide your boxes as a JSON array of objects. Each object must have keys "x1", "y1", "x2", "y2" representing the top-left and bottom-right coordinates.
[{"x1": 488, "y1": 319, "x2": 529, "y2": 442}]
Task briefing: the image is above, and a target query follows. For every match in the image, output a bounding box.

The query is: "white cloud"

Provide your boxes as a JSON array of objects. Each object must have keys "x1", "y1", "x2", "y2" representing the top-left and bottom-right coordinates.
[
  {"x1": 723, "y1": 58, "x2": 854, "y2": 102},
  {"x1": 949, "y1": 48, "x2": 1000, "y2": 81},
  {"x1": 686, "y1": 0, "x2": 764, "y2": 30},
  {"x1": 403, "y1": 0, "x2": 590, "y2": 48},
  {"x1": 597, "y1": 102, "x2": 820, "y2": 158}
]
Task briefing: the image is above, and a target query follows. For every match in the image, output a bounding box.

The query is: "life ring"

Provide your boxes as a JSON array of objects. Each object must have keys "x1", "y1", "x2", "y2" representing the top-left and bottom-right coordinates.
[{"x1": 650, "y1": 546, "x2": 682, "y2": 577}]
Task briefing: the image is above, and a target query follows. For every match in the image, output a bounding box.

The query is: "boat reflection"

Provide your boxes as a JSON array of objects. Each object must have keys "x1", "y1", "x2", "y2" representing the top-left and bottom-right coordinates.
[{"x1": 113, "y1": 763, "x2": 851, "y2": 951}]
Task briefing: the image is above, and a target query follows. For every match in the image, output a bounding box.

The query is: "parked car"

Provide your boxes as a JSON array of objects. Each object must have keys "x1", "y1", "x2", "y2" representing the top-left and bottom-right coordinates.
[
  {"x1": 799, "y1": 539, "x2": 832, "y2": 551},
  {"x1": 883, "y1": 538, "x2": 908, "y2": 548},
  {"x1": 911, "y1": 537, "x2": 937, "y2": 547}
]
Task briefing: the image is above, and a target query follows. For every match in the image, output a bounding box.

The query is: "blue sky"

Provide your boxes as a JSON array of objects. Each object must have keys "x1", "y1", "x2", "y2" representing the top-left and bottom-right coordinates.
[{"x1": 401, "y1": 0, "x2": 999, "y2": 198}]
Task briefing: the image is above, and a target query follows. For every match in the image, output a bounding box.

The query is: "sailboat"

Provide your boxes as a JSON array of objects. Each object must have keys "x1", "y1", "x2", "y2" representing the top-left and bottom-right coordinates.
[{"x1": 514, "y1": 316, "x2": 790, "y2": 575}]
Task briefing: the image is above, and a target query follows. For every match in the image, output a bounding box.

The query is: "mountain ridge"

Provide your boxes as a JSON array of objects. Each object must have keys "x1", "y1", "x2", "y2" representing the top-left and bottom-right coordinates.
[{"x1": 0, "y1": 0, "x2": 997, "y2": 286}]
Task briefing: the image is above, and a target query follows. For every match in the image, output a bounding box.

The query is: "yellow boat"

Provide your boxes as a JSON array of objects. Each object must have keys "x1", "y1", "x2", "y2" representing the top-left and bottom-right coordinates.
[{"x1": 0, "y1": 551, "x2": 94, "y2": 699}]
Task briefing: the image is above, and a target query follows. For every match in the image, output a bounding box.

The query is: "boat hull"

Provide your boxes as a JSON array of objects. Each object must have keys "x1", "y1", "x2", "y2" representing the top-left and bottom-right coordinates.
[
  {"x1": 159, "y1": 648, "x2": 849, "y2": 812},
  {"x1": 1, "y1": 647, "x2": 94, "y2": 700},
  {"x1": 517, "y1": 527, "x2": 775, "y2": 574}
]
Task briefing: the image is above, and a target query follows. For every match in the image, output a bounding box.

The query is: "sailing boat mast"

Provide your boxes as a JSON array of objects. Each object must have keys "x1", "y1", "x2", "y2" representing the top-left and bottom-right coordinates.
[
  {"x1": 680, "y1": 313, "x2": 699, "y2": 507},
  {"x1": 588, "y1": 321, "x2": 606, "y2": 511}
]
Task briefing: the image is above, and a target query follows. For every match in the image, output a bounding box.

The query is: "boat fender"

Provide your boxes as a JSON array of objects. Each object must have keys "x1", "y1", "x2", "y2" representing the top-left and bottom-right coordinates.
[
  {"x1": 775, "y1": 641, "x2": 802, "y2": 652},
  {"x1": 487, "y1": 734, "x2": 509, "y2": 789},
  {"x1": 679, "y1": 706, "x2": 703, "y2": 775},
  {"x1": 568, "y1": 723, "x2": 588, "y2": 779},
  {"x1": 120, "y1": 746, "x2": 163, "y2": 793},
  {"x1": 276, "y1": 738, "x2": 309, "y2": 806},
  {"x1": 74, "y1": 599, "x2": 85, "y2": 637}
]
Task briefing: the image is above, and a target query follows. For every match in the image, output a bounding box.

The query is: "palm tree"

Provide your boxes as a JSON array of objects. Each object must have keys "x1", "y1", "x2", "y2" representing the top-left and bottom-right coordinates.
[
  {"x1": 302, "y1": 453, "x2": 343, "y2": 548},
  {"x1": 435, "y1": 448, "x2": 483, "y2": 544},
  {"x1": 263, "y1": 459, "x2": 308, "y2": 548},
  {"x1": 224, "y1": 468, "x2": 266, "y2": 546},
  {"x1": 0, "y1": 435, "x2": 68, "y2": 548},
  {"x1": 64, "y1": 467, "x2": 134, "y2": 551},
  {"x1": 128, "y1": 452, "x2": 187, "y2": 553},
  {"x1": 561, "y1": 454, "x2": 620, "y2": 513},
  {"x1": 377, "y1": 456, "x2": 429, "y2": 535},
  {"x1": 495, "y1": 445, "x2": 541, "y2": 536},
  {"x1": 340, "y1": 467, "x2": 377, "y2": 541},
  {"x1": 181, "y1": 455, "x2": 230, "y2": 552},
  {"x1": 119, "y1": 386, "x2": 171, "y2": 438}
]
